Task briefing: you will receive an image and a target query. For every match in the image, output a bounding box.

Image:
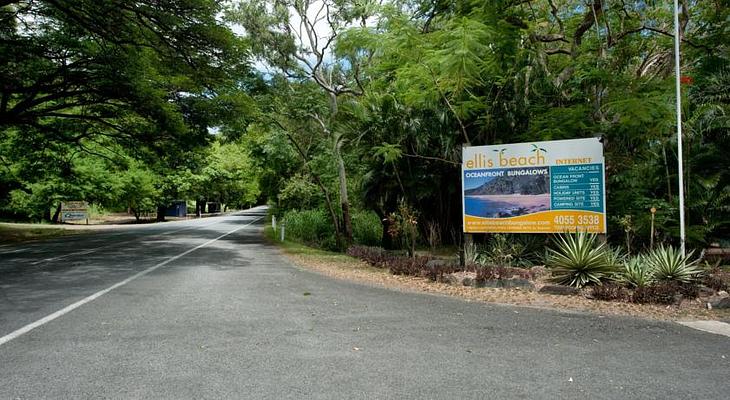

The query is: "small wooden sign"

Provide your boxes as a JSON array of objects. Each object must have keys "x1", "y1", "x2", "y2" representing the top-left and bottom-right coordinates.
[{"x1": 61, "y1": 201, "x2": 89, "y2": 222}]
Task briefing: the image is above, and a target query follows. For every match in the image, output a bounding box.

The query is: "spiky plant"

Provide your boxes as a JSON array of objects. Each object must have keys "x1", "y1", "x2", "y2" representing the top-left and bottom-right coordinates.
[
  {"x1": 603, "y1": 247, "x2": 627, "y2": 272},
  {"x1": 645, "y1": 245, "x2": 703, "y2": 284},
  {"x1": 547, "y1": 232, "x2": 616, "y2": 288},
  {"x1": 618, "y1": 255, "x2": 654, "y2": 288}
]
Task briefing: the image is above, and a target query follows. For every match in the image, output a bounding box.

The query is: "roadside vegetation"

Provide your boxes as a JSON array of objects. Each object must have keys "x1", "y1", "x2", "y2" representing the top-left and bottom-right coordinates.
[
  {"x1": 0, "y1": 224, "x2": 81, "y2": 244},
  {"x1": 272, "y1": 226, "x2": 730, "y2": 321},
  {"x1": 1, "y1": 0, "x2": 728, "y2": 310}
]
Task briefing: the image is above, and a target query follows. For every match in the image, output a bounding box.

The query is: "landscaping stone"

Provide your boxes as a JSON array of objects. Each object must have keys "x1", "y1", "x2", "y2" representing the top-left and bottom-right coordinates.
[
  {"x1": 529, "y1": 265, "x2": 549, "y2": 278},
  {"x1": 698, "y1": 285, "x2": 716, "y2": 297},
  {"x1": 499, "y1": 278, "x2": 535, "y2": 290},
  {"x1": 475, "y1": 280, "x2": 501, "y2": 289},
  {"x1": 539, "y1": 285, "x2": 580, "y2": 295},
  {"x1": 442, "y1": 274, "x2": 464, "y2": 286},
  {"x1": 472, "y1": 279, "x2": 535, "y2": 290},
  {"x1": 718, "y1": 290, "x2": 729, "y2": 298},
  {"x1": 711, "y1": 297, "x2": 730, "y2": 309},
  {"x1": 462, "y1": 277, "x2": 474, "y2": 287}
]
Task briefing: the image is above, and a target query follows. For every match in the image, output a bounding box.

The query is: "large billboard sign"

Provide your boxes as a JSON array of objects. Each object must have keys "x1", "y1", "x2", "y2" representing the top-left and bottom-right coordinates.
[{"x1": 462, "y1": 138, "x2": 606, "y2": 233}]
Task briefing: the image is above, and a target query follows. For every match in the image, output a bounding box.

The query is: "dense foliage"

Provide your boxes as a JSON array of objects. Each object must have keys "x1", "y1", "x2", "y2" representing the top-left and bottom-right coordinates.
[
  {"x1": 1, "y1": 1, "x2": 727, "y2": 258},
  {"x1": 229, "y1": 0, "x2": 728, "y2": 252},
  {"x1": 0, "y1": 0, "x2": 259, "y2": 220}
]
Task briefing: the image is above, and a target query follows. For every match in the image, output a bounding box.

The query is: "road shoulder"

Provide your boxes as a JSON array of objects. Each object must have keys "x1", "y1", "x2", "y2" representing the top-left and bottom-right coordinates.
[{"x1": 267, "y1": 229, "x2": 730, "y2": 327}]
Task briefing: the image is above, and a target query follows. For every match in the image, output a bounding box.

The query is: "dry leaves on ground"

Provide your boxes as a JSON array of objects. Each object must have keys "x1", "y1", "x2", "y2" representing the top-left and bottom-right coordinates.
[{"x1": 281, "y1": 250, "x2": 730, "y2": 322}]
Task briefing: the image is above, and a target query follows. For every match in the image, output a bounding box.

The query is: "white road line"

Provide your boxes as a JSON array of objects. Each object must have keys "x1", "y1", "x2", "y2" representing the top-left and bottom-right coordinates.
[
  {"x1": 26, "y1": 217, "x2": 232, "y2": 265},
  {"x1": 0, "y1": 215, "x2": 262, "y2": 347}
]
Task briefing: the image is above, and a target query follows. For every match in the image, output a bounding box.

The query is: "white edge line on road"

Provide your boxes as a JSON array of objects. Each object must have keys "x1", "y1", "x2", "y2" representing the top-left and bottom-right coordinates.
[{"x1": 0, "y1": 215, "x2": 263, "y2": 347}]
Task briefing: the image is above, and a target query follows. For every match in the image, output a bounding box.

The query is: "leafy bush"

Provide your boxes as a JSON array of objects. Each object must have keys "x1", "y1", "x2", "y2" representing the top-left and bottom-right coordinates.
[
  {"x1": 463, "y1": 241, "x2": 480, "y2": 265},
  {"x1": 283, "y1": 209, "x2": 337, "y2": 250},
  {"x1": 631, "y1": 281, "x2": 699, "y2": 304},
  {"x1": 645, "y1": 245, "x2": 703, "y2": 284},
  {"x1": 476, "y1": 234, "x2": 545, "y2": 268},
  {"x1": 423, "y1": 261, "x2": 461, "y2": 282},
  {"x1": 591, "y1": 283, "x2": 630, "y2": 302},
  {"x1": 284, "y1": 209, "x2": 383, "y2": 251},
  {"x1": 700, "y1": 265, "x2": 730, "y2": 292},
  {"x1": 618, "y1": 255, "x2": 654, "y2": 288},
  {"x1": 632, "y1": 282, "x2": 685, "y2": 304},
  {"x1": 702, "y1": 274, "x2": 728, "y2": 292},
  {"x1": 632, "y1": 283, "x2": 678, "y2": 304},
  {"x1": 352, "y1": 210, "x2": 383, "y2": 246},
  {"x1": 546, "y1": 232, "x2": 616, "y2": 288},
  {"x1": 388, "y1": 256, "x2": 430, "y2": 276},
  {"x1": 475, "y1": 265, "x2": 533, "y2": 282},
  {"x1": 676, "y1": 282, "x2": 700, "y2": 299},
  {"x1": 277, "y1": 175, "x2": 323, "y2": 212},
  {"x1": 346, "y1": 245, "x2": 387, "y2": 267},
  {"x1": 386, "y1": 200, "x2": 419, "y2": 256}
]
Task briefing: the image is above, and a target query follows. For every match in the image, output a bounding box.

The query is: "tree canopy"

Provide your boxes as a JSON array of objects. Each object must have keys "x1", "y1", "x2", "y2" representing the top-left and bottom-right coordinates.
[{"x1": 1, "y1": 0, "x2": 728, "y2": 251}]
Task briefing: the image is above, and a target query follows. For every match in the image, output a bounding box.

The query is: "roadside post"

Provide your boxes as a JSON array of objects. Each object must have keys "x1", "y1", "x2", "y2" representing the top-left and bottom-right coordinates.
[
  {"x1": 650, "y1": 207, "x2": 657, "y2": 249},
  {"x1": 272, "y1": 215, "x2": 277, "y2": 231},
  {"x1": 280, "y1": 222, "x2": 285, "y2": 242}
]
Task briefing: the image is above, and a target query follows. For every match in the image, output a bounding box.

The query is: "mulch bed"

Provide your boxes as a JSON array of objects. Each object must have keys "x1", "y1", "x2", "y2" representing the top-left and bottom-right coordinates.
[{"x1": 280, "y1": 249, "x2": 730, "y2": 322}]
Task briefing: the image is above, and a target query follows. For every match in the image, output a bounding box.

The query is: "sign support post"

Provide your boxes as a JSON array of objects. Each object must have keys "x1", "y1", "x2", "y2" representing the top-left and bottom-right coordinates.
[{"x1": 673, "y1": 0, "x2": 686, "y2": 256}]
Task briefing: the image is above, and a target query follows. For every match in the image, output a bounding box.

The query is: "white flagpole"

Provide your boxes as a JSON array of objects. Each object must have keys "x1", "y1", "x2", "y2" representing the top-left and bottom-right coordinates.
[{"x1": 673, "y1": 0, "x2": 686, "y2": 256}]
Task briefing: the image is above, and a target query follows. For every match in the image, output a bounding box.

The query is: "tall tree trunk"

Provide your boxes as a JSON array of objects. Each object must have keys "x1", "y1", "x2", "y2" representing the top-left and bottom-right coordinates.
[
  {"x1": 374, "y1": 207, "x2": 394, "y2": 249},
  {"x1": 279, "y1": 122, "x2": 344, "y2": 245},
  {"x1": 335, "y1": 135, "x2": 353, "y2": 244},
  {"x1": 51, "y1": 202, "x2": 62, "y2": 223},
  {"x1": 156, "y1": 206, "x2": 166, "y2": 222},
  {"x1": 325, "y1": 93, "x2": 353, "y2": 246}
]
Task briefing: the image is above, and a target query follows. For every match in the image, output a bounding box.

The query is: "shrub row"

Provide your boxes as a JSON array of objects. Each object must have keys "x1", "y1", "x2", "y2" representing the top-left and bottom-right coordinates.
[
  {"x1": 347, "y1": 245, "x2": 463, "y2": 282},
  {"x1": 591, "y1": 281, "x2": 701, "y2": 304},
  {"x1": 346, "y1": 245, "x2": 388, "y2": 267},
  {"x1": 282, "y1": 209, "x2": 383, "y2": 251},
  {"x1": 474, "y1": 265, "x2": 533, "y2": 282},
  {"x1": 347, "y1": 245, "x2": 541, "y2": 284},
  {"x1": 546, "y1": 232, "x2": 708, "y2": 290}
]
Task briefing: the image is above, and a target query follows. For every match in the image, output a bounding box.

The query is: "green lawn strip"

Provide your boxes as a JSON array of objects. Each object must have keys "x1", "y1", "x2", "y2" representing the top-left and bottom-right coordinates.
[
  {"x1": 0, "y1": 224, "x2": 81, "y2": 245},
  {"x1": 263, "y1": 226, "x2": 357, "y2": 263}
]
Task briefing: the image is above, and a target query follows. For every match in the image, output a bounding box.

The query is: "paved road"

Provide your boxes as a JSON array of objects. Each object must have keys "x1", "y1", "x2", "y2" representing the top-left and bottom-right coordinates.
[{"x1": 0, "y1": 207, "x2": 728, "y2": 399}]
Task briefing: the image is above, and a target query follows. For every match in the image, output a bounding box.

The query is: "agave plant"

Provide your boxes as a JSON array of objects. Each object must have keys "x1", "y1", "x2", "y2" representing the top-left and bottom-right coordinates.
[
  {"x1": 645, "y1": 245, "x2": 703, "y2": 284},
  {"x1": 547, "y1": 232, "x2": 616, "y2": 288},
  {"x1": 618, "y1": 255, "x2": 654, "y2": 288},
  {"x1": 603, "y1": 247, "x2": 627, "y2": 271}
]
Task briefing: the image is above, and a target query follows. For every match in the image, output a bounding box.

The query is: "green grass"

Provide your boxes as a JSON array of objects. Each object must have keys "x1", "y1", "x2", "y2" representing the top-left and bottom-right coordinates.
[
  {"x1": 264, "y1": 225, "x2": 357, "y2": 263},
  {"x1": 0, "y1": 224, "x2": 80, "y2": 244}
]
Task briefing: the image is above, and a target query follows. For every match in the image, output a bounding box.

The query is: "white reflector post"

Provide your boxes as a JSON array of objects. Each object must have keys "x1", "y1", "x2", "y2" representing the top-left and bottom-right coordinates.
[{"x1": 673, "y1": 0, "x2": 687, "y2": 256}]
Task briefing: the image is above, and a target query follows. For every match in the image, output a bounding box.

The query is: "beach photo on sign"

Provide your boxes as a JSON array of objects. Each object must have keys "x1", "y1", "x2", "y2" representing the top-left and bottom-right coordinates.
[{"x1": 463, "y1": 167, "x2": 550, "y2": 218}]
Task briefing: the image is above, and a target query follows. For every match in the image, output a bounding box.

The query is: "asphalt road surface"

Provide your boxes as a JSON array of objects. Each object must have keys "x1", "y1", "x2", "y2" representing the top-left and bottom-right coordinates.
[{"x1": 0, "y1": 207, "x2": 728, "y2": 399}]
